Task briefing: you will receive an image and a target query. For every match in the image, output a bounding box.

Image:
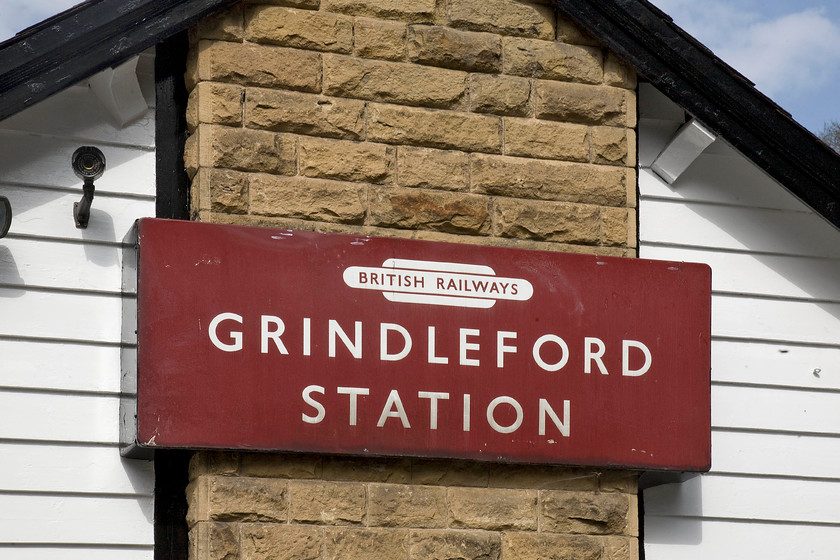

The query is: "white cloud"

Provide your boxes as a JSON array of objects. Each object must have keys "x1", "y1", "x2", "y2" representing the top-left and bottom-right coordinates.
[
  {"x1": 651, "y1": 1, "x2": 840, "y2": 97},
  {"x1": 653, "y1": 0, "x2": 758, "y2": 44},
  {"x1": 718, "y1": 10, "x2": 840, "y2": 96}
]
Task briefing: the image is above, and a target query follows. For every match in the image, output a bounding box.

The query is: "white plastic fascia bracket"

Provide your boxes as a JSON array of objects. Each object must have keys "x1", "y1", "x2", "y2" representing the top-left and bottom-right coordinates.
[
  {"x1": 651, "y1": 118, "x2": 717, "y2": 184},
  {"x1": 88, "y1": 56, "x2": 149, "y2": 127}
]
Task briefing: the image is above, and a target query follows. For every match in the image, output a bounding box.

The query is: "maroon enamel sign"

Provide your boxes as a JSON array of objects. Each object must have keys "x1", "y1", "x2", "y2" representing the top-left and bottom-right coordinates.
[{"x1": 132, "y1": 218, "x2": 711, "y2": 470}]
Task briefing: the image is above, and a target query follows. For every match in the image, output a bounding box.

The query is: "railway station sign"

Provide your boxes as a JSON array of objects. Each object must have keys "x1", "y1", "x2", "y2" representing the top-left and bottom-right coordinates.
[{"x1": 127, "y1": 218, "x2": 711, "y2": 471}]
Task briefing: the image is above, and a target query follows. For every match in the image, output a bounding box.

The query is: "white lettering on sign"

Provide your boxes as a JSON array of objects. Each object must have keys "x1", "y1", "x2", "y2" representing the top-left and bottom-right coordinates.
[
  {"x1": 427, "y1": 326, "x2": 448, "y2": 365},
  {"x1": 300, "y1": 385, "x2": 571, "y2": 437},
  {"x1": 584, "y1": 337, "x2": 608, "y2": 375},
  {"x1": 377, "y1": 389, "x2": 411, "y2": 428},
  {"x1": 329, "y1": 320, "x2": 362, "y2": 359},
  {"x1": 486, "y1": 396, "x2": 523, "y2": 434},
  {"x1": 497, "y1": 331, "x2": 518, "y2": 368},
  {"x1": 532, "y1": 334, "x2": 569, "y2": 372},
  {"x1": 209, "y1": 312, "x2": 243, "y2": 352},
  {"x1": 539, "y1": 398, "x2": 570, "y2": 436},
  {"x1": 337, "y1": 386, "x2": 370, "y2": 426},
  {"x1": 418, "y1": 391, "x2": 449, "y2": 430},
  {"x1": 343, "y1": 259, "x2": 533, "y2": 308},
  {"x1": 623, "y1": 340, "x2": 652, "y2": 377},
  {"x1": 301, "y1": 385, "x2": 325, "y2": 424},
  {"x1": 208, "y1": 313, "x2": 651, "y2": 375},
  {"x1": 381, "y1": 323, "x2": 412, "y2": 361},
  {"x1": 459, "y1": 328, "x2": 480, "y2": 366},
  {"x1": 261, "y1": 315, "x2": 288, "y2": 355},
  {"x1": 208, "y1": 313, "x2": 651, "y2": 441}
]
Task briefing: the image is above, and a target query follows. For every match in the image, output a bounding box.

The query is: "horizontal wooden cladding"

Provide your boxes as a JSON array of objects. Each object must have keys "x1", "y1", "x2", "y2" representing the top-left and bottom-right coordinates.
[
  {"x1": 0, "y1": 131, "x2": 155, "y2": 196},
  {"x1": 711, "y1": 385, "x2": 840, "y2": 436},
  {"x1": 711, "y1": 296, "x2": 840, "y2": 347},
  {"x1": 3, "y1": 184, "x2": 154, "y2": 244},
  {"x1": 0, "y1": 442, "x2": 153, "y2": 495},
  {"x1": 711, "y1": 340, "x2": 839, "y2": 392},
  {"x1": 0, "y1": 340, "x2": 122, "y2": 393},
  {"x1": 0, "y1": 89, "x2": 155, "y2": 148},
  {"x1": 0, "y1": 547, "x2": 153, "y2": 560},
  {"x1": 711, "y1": 430, "x2": 840, "y2": 480},
  {"x1": 0, "y1": 54, "x2": 158, "y2": 559},
  {"x1": 0, "y1": 494, "x2": 153, "y2": 545},
  {"x1": 0, "y1": 237, "x2": 128, "y2": 294},
  {"x1": 638, "y1": 161, "x2": 804, "y2": 211},
  {"x1": 644, "y1": 517, "x2": 840, "y2": 560},
  {"x1": 638, "y1": 84, "x2": 840, "y2": 560},
  {"x1": 644, "y1": 474, "x2": 840, "y2": 524},
  {"x1": 639, "y1": 199, "x2": 840, "y2": 259},
  {"x1": 0, "y1": 290, "x2": 123, "y2": 344},
  {"x1": 0, "y1": 391, "x2": 120, "y2": 444},
  {"x1": 642, "y1": 245, "x2": 840, "y2": 303}
]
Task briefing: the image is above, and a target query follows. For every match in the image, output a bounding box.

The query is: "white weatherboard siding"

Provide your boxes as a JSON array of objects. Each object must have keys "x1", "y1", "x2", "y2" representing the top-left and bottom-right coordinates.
[
  {"x1": 639, "y1": 84, "x2": 840, "y2": 559},
  {"x1": 0, "y1": 53, "x2": 155, "y2": 559}
]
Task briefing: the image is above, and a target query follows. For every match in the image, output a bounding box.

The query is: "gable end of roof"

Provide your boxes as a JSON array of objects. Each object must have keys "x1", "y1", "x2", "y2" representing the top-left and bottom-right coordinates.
[
  {"x1": 554, "y1": 0, "x2": 840, "y2": 229},
  {"x1": 0, "y1": 0, "x2": 238, "y2": 122}
]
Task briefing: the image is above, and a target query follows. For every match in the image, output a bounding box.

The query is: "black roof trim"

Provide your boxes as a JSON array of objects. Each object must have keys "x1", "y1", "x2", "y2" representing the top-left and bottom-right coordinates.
[
  {"x1": 554, "y1": 0, "x2": 840, "y2": 229},
  {"x1": 0, "y1": 0, "x2": 237, "y2": 122}
]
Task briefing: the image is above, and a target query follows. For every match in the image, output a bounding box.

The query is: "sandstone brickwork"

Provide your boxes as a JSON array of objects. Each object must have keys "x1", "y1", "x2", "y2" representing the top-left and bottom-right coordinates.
[
  {"x1": 188, "y1": 453, "x2": 639, "y2": 560},
  {"x1": 184, "y1": 1, "x2": 639, "y2": 558},
  {"x1": 184, "y1": 0, "x2": 638, "y2": 256}
]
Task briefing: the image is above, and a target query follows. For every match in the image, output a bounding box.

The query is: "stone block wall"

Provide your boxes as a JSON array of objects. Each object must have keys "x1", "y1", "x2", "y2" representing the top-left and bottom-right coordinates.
[
  {"x1": 188, "y1": 452, "x2": 639, "y2": 560},
  {"x1": 184, "y1": 0, "x2": 637, "y2": 256},
  {"x1": 183, "y1": 1, "x2": 639, "y2": 558}
]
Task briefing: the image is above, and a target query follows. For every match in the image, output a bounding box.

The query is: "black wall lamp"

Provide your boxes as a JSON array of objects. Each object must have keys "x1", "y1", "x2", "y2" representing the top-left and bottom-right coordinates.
[
  {"x1": 72, "y1": 146, "x2": 106, "y2": 229},
  {"x1": 0, "y1": 196, "x2": 11, "y2": 238}
]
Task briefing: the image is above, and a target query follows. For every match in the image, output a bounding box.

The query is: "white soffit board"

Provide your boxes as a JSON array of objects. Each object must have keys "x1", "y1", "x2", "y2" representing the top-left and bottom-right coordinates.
[
  {"x1": 88, "y1": 56, "x2": 149, "y2": 127},
  {"x1": 651, "y1": 118, "x2": 717, "y2": 184}
]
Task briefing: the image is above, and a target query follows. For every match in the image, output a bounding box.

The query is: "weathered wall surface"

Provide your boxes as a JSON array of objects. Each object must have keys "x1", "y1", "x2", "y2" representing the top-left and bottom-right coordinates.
[
  {"x1": 188, "y1": 452, "x2": 639, "y2": 560},
  {"x1": 184, "y1": 0, "x2": 637, "y2": 255},
  {"x1": 184, "y1": 1, "x2": 639, "y2": 558}
]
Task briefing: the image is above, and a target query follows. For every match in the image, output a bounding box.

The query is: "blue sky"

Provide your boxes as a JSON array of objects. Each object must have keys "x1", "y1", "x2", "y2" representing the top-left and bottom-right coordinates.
[
  {"x1": 651, "y1": 0, "x2": 840, "y2": 135},
  {"x1": 2, "y1": 0, "x2": 839, "y2": 134}
]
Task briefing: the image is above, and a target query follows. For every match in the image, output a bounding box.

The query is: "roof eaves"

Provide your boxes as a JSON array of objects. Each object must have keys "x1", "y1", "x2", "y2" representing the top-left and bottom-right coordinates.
[
  {"x1": 554, "y1": 0, "x2": 840, "y2": 229},
  {"x1": 0, "y1": 0, "x2": 238, "y2": 122}
]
